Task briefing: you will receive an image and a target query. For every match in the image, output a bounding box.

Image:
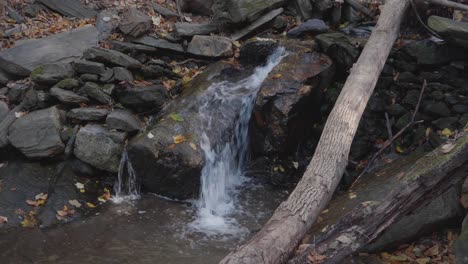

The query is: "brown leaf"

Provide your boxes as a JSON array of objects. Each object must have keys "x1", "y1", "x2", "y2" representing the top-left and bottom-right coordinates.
[{"x1": 0, "y1": 216, "x2": 7, "y2": 224}]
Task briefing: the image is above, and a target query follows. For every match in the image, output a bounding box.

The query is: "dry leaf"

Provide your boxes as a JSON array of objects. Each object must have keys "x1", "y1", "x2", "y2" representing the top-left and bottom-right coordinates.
[
  {"x1": 68, "y1": 199, "x2": 82, "y2": 208},
  {"x1": 0, "y1": 216, "x2": 7, "y2": 224},
  {"x1": 173, "y1": 135, "x2": 187, "y2": 144},
  {"x1": 272, "y1": 73, "x2": 282, "y2": 79},
  {"x1": 189, "y1": 142, "x2": 197, "y2": 150},
  {"x1": 86, "y1": 202, "x2": 97, "y2": 208}
]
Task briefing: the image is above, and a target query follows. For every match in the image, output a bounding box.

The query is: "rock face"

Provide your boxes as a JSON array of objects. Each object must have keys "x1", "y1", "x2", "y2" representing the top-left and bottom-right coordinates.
[
  {"x1": 212, "y1": 0, "x2": 286, "y2": 25},
  {"x1": 127, "y1": 61, "x2": 241, "y2": 199},
  {"x1": 37, "y1": 0, "x2": 97, "y2": 18},
  {"x1": 251, "y1": 40, "x2": 334, "y2": 156},
  {"x1": 31, "y1": 63, "x2": 75, "y2": 85},
  {"x1": 116, "y1": 85, "x2": 169, "y2": 113},
  {"x1": 428, "y1": 16, "x2": 468, "y2": 49},
  {"x1": 83, "y1": 47, "x2": 142, "y2": 69},
  {"x1": 0, "y1": 25, "x2": 98, "y2": 77},
  {"x1": 187, "y1": 35, "x2": 233, "y2": 58},
  {"x1": 118, "y1": 8, "x2": 152, "y2": 38},
  {"x1": 106, "y1": 110, "x2": 143, "y2": 132},
  {"x1": 74, "y1": 124, "x2": 125, "y2": 173},
  {"x1": 8, "y1": 107, "x2": 65, "y2": 158}
]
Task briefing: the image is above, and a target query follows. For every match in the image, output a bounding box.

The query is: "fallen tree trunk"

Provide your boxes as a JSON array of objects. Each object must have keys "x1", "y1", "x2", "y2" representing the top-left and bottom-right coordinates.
[
  {"x1": 219, "y1": 0, "x2": 410, "y2": 263},
  {"x1": 289, "y1": 133, "x2": 468, "y2": 264},
  {"x1": 426, "y1": 0, "x2": 468, "y2": 12}
]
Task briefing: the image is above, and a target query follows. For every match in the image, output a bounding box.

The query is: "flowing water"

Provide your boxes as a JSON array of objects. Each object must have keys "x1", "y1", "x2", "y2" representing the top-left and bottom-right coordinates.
[
  {"x1": 112, "y1": 149, "x2": 140, "y2": 204},
  {"x1": 190, "y1": 47, "x2": 287, "y2": 234}
]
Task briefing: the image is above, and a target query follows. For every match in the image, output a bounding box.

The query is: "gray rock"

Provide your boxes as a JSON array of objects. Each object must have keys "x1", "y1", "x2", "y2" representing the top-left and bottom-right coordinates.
[
  {"x1": 152, "y1": 3, "x2": 180, "y2": 18},
  {"x1": 53, "y1": 78, "x2": 80, "y2": 90},
  {"x1": 272, "y1": 16, "x2": 288, "y2": 31},
  {"x1": 140, "y1": 64, "x2": 179, "y2": 79},
  {"x1": 67, "y1": 107, "x2": 110, "y2": 121},
  {"x1": 79, "y1": 82, "x2": 112, "y2": 105},
  {"x1": 6, "y1": 6, "x2": 25, "y2": 23},
  {"x1": 100, "y1": 69, "x2": 115, "y2": 83},
  {"x1": 80, "y1": 74, "x2": 99, "y2": 82},
  {"x1": 316, "y1": 32, "x2": 360, "y2": 74},
  {"x1": 106, "y1": 110, "x2": 143, "y2": 132},
  {"x1": 292, "y1": 0, "x2": 313, "y2": 19},
  {"x1": 212, "y1": 0, "x2": 285, "y2": 25},
  {"x1": 0, "y1": 101, "x2": 10, "y2": 122},
  {"x1": 118, "y1": 8, "x2": 152, "y2": 38},
  {"x1": 50, "y1": 87, "x2": 89, "y2": 105},
  {"x1": 116, "y1": 85, "x2": 169, "y2": 113},
  {"x1": 428, "y1": 16, "x2": 468, "y2": 49},
  {"x1": 453, "y1": 104, "x2": 468, "y2": 114},
  {"x1": 113, "y1": 67, "x2": 134, "y2": 82},
  {"x1": 96, "y1": 10, "x2": 119, "y2": 41},
  {"x1": 187, "y1": 35, "x2": 233, "y2": 58},
  {"x1": 230, "y1": 8, "x2": 283, "y2": 41},
  {"x1": 37, "y1": 0, "x2": 97, "y2": 18},
  {"x1": 402, "y1": 40, "x2": 460, "y2": 66},
  {"x1": 109, "y1": 41, "x2": 158, "y2": 54},
  {"x1": 0, "y1": 25, "x2": 98, "y2": 77},
  {"x1": 455, "y1": 214, "x2": 468, "y2": 264},
  {"x1": 460, "y1": 113, "x2": 468, "y2": 126},
  {"x1": 102, "y1": 84, "x2": 116, "y2": 96},
  {"x1": 73, "y1": 60, "x2": 106, "y2": 75},
  {"x1": 432, "y1": 117, "x2": 459, "y2": 129},
  {"x1": 7, "y1": 83, "x2": 29, "y2": 104},
  {"x1": 23, "y1": 4, "x2": 43, "y2": 18},
  {"x1": 386, "y1": 104, "x2": 407, "y2": 117},
  {"x1": 180, "y1": 0, "x2": 214, "y2": 15},
  {"x1": 0, "y1": 69, "x2": 11, "y2": 85},
  {"x1": 239, "y1": 38, "x2": 279, "y2": 65},
  {"x1": 425, "y1": 102, "x2": 451, "y2": 117},
  {"x1": 74, "y1": 124, "x2": 125, "y2": 172},
  {"x1": 132, "y1": 35, "x2": 184, "y2": 53},
  {"x1": 83, "y1": 47, "x2": 142, "y2": 69},
  {"x1": 31, "y1": 63, "x2": 74, "y2": 85},
  {"x1": 8, "y1": 106, "x2": 64, "y2": 158},
  {"x1": 287, "y1": 19, "x2": 328, "y2": 37},
  {"x1": 174, "y1": 22, "x2": 219, "y2": 37}
]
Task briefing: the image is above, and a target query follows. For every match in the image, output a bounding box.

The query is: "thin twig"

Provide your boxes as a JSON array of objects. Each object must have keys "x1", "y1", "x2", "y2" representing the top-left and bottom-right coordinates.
[
  {"x1": 351, "y1": 80, "x2": 427, "y2": 187},
  {"x1": 385, "y1": 112, "x2": 394, "y2": 153},
  {"x1": 175, "y1": 0, "x2": 183, "y2": 22},
  {"x1": 410, "y1": 0, "x2": 442, "y2": 39}
]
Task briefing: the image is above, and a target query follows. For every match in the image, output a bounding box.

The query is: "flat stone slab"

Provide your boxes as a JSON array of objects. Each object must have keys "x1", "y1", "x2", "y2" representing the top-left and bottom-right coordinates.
[
  {"x1": 37, "y1": 0, "x2": 97, "y2": 18},
  {"x1": 0, "y1": 25, "x2": 98, "y2": 77}
]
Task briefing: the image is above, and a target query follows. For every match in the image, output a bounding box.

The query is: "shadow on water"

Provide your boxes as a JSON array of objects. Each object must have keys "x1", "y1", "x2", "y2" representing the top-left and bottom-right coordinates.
[{"x1": 0, "y1": 181, "x2": 288, "y2": 264}]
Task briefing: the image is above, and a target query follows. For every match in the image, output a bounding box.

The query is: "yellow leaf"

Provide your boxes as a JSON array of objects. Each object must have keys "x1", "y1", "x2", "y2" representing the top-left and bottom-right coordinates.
[
  {"x1": 441, "y1": 128, "x2": 455, "y2": 137},
  {"x1": 86, "y1": 202, "x2": 97, "y2": 208},
  {"x1": 173, "y1": 135, "x2": 187, "y2": 144},
  {"x1": 35, "y1": 193, "x2": 48, "y2": 200},
  {"x1": 189, "y1": 142, "x2": 197, "y2": 150},
  {"x1": 20, "y1": 212, "x2": 37, "y2": 228},
  {"x1": 80, "y1": 189, "x2": 85, "y2": 193},
  {"x1": 279, "y1": 165, "x2": 285, "y2": 172},
  {"x1": 272, "y1": 73, "x2": 282, "y2": 79},
  {"x1": 68, "y1": 199, "x2": 82, "y2": 208},
  {"x1": 395, "y1": 146, "x2": 404, "y2": 153}
]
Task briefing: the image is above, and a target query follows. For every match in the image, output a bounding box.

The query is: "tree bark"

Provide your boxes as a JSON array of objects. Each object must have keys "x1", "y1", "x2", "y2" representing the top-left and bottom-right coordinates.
[
  {"x1": 289, "y1": 134, "x2": 468, "y2": 264},
  {"x1": 219, "y1": 0, "x2": 410, "y2": 263}
]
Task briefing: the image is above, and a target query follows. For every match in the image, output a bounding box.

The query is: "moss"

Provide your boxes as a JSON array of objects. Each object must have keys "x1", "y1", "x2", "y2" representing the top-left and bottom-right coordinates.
[
  {"x1": 30, "y1": 65, "x2": 44, "y2": 79},
  {"x1": 56, "y1": 78, "x2": 79, "y2": 89}
]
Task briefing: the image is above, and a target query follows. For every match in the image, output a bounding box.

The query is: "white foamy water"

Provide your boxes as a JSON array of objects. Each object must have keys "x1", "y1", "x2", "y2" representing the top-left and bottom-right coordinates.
[
  {"x1": 190, "y1": 47, "x2": 287, "y2": 235},
  {"x1": 112, "y1": 149, "x2": 141, "y2": 204}
]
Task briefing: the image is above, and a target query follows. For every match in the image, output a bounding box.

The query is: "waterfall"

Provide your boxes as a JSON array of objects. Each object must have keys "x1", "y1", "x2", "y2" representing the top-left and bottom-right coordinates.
[
  {"x1": 112, "y1": 149, "x2": 141, "y2": 203},
  {"x1": 190, "y1": 47, "x2": 287, "y2": 234}
]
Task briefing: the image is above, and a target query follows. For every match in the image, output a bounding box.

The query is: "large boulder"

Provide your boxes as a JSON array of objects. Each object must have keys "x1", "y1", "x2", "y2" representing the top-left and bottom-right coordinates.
[
  {"x1": 30, "y1": 63, "x2": 75, "y2": 85},
  {"x1": 74, "y1": 124, "x2": 126, "y2": 173},
  {"x1": 428, "y1": 16, "x2": 468, "y2": 49},
  {"x1": 127, "y1": 61, "x2": 256, "y2": 199},
  {"x1": 0, "y1": 25, "x2": 98, "y2": 77},
  {"x1": 8, "y1": 106, "x2": 65, "y2": 158},
  {"x1": 187, "y1": 35, "x2": 233, "y2": 58},
  {"x1": 212, "y1": 0, "x2": 286, "y2": 25},
  {"x1": 251, "y1": 39, "x2": 334, "y2": 156}
]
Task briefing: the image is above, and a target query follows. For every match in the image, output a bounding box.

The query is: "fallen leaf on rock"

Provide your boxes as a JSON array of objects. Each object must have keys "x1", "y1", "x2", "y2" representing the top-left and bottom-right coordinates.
[
  {"x1": 0, "y1": 216, "x2": 7, "y2": 224},
  {"x1": 14, "y1": 111, "x2": 26, "y2": 118},
  {"x1": 75, "y1": 182, "x2": 85, "y2": 190},
  {"x1": 272, "y1": 73, "x2": 282, "y2": 79},
  {"x1": 20, "y1": 211, "x2": 37, "y2": 228},
  {"x1": 441, "y1": 128, "x2": 455, "y2": 137},
  {"x1": 292, "y1": 161, "x2": 299, "y2": 169},
  {"x1": 349, "y1": 192, "x2": 357, "y2": 199},
  {"x1": 35, "y1": 193, "x2": 48, "y2": 200},
  {"x1": 440, "y1": 142, "x2": 455, "y2": 154},
  {"x1": 56, "y1": 205, "x2": 75, "y2": 221},
  {"x1": 68, "y1": 199, "x2": 82, "y2": 208},
  {"x1": 307, "y1": 250, "x2": 327, "y2": 263},
  {"x1": 86, "y1": 202, "x2": 97, "y2": 208},
  {"x1": 98, "y1": 188, "x2": 111, "y2": 203},
  {"x1": 189, "y1": 142, "x2": 197, "y2": 150},
  {"x1": 169, "y1": 113, "x2": 184, "y2": 122},
  {"x1": 147, "y1": 132, "x2": 154, "y2": 139},
  {"x1": 173, "y1": 135, "x2": 187, "y2": 144}
]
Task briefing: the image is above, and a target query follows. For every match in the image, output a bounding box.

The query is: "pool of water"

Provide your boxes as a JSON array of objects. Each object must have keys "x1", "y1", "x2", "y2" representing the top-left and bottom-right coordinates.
[{"x1": 0, "y1": 181, "x2": 288, "y2": 264}]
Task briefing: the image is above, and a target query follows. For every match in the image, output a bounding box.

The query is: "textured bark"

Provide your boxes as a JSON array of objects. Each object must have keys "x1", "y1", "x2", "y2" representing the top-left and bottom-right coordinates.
[
  {"x1": 219, "y1": 0, "x2": 410, "y2": 263},
  {"x1": 289, "y1": 134, "x2": 468, "y2": 264}
]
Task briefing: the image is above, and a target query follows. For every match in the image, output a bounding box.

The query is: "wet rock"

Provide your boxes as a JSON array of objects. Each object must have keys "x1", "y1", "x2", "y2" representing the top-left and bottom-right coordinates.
[
  {"x1": 230, "y1": 8, "x2": 284, "y2": 41},
  {"x1": 0, "y1": 69, "x2": 11, "y2": 85},
  {"x1": 80, "y1": 74, "x2": 99, "y2": 82},
  {"x1": 0, "y1": 101, "x2": 9, "y2": 122},
  {"x1": 428, "y1": 16, "x2": 468, "y2": 49},
  {"x1": 316, "y1": 32, "x2": 360, "y2": 75},
  {"x1": 6, "y1": 6, "x2": 25, "y2": 23},
  {"x1": 174, "y1": 22, "x2": 219, "y2": 37},
  {"x1": 432, "y1": 117, "x2": 459, "y2": 130},
  {"x1": 181, "y1": 0, "x2": 214, "y2": 15},
  {"x1": 106, "y1": 110, "x2": 143, "y2": 132},
  {"x1": 0, "y1": 25, "x2": 98, "y2": 77},
  {"x1": 239, "y1": 38, "x2": 279, "y2": 65},
  {"x1": 131, "y1": 35, "x2": 184, "y2": 53},
  {"x1": 272, "y1": 16, "x2": 288, "y2": 31},
  {"x1": 455, "y1": 214, "x2": 468, "y2": 264},
  {"x1": 100, "y1": 69, "x2": 115, "y2": 83},
  {"x1": 31, "y1": 63, "x2": 74, "y2": 85},
  {"x1": 292, "y1": 0, "x2": 313, "y2": 19},
  {"x1": 74, "y1": 124, "x2": 125, "y2": 173},
  {"x1": 73, "y1": 60, "x2": 106, "y2": 75},
  {"x1": 79, "y1": 82, "x2": 112, "y2": 105},
  {"x1": 252, "y1": 40, "x2": 335, "y2": 156},
  {"x1": 38, "y1": 0, "x2": 97, "y2": 18},
  {"x1": 113, "y1": 67, "x2": 134, "y2": 82},
  {"x1": 386, "y1": 104, "x2": 407, "y2": 117},
  {"x1": 116, "y1": 85, "x2": 169, "y2": 113},
  {"x1": 424, "y1": 102, "x2": 451, "y2": 117},
  {"x1": 212, "y1": 0, "x2": 285, "y2": 25},
  {"x1": 453, "y1": 104, "x2": 468, "y2": 114},
  {"x1": 402, "y1": 90, "x2": 422, "y2": 106},
  {"x1": 54, "y1": 78, "x2": 80, "y2": 90},
  {"x1": 8, "y1": 106, "x2": 64, "y2": 158},
  {"x1": 287, "y1": 19, "x2": 328, "y2": 37},
  {"x1": 119, "y1": 8, "x2": 152, "y2": 38},
  {"x1": 187, "y1": 35, "x2": 233, "y2": 58},
  {"x1": 402, "y1": 40, "x2": 460, "y2": 66},
  {"x1": 152, "y1": 3, "x2": 180, "y2": 18},
  {"x1": 109, "y1": 41, "x2": 158, "y2": 54},
  {"x1": 50, "y1": 87, "x2": 89, "y2": 105},
  {"x1": 83, "y1": 47, "x2": 142, "y2": 69},
  {"x1": 140, "y1": 64, "x2": 179, "y2": 79},
  {"x1": 67, "y1": 107, "x2": 110, "y2": 121},
  {"x1": 7, "y1": 83, "x2": 29, "y2": 104}
]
